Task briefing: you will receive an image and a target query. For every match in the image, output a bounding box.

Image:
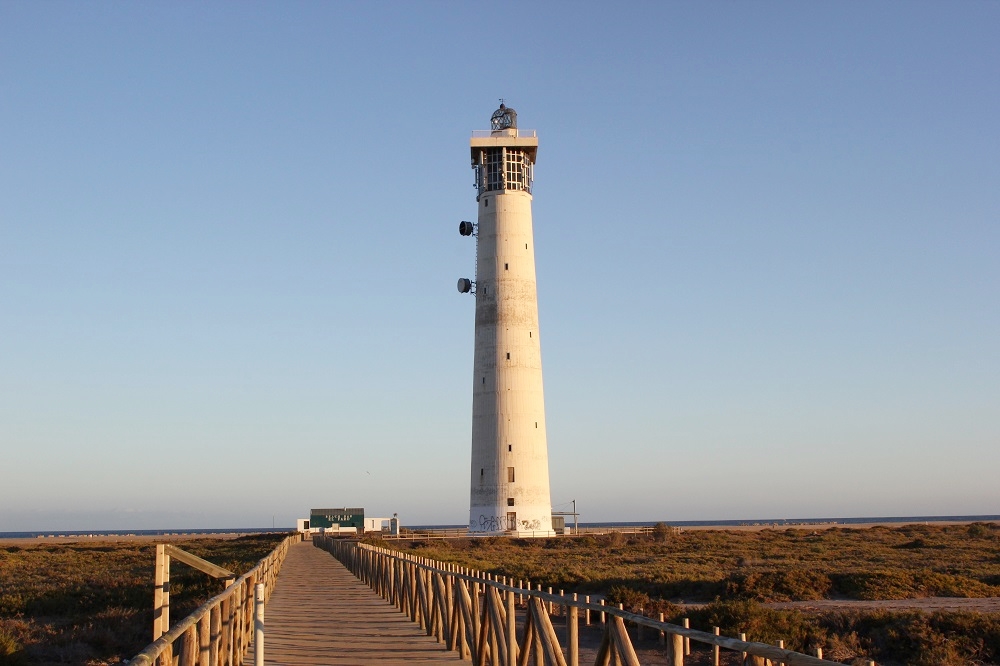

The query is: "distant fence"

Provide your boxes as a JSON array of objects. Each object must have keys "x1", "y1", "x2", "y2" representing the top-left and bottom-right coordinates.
[
  {"x1": 127, "y1": 534, "x2": 298, "y2": 666},
  {"x1": 316, "y1": 535, "x2": 852, "y2": 666},
  {"x1": 388, "y1": 525, "x2": 678, "y2": 540}
]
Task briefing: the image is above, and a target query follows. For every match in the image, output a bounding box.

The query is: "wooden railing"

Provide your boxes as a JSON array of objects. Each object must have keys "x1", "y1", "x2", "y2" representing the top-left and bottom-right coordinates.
[
  {"x1": 127, "y1": 534, "x2": 298, "y2": 666},
  {"x1": 316, "y1": 536, "x2": 849, "y2": 666}
]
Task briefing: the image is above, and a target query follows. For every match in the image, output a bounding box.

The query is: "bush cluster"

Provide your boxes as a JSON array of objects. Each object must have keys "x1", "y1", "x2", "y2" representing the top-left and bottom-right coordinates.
[{"x1": 677, "y1": 602, "x2": 1000, "y2": 666}]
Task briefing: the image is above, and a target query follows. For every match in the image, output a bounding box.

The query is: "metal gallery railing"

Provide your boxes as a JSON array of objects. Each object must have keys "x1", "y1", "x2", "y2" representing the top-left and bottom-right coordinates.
[
  {"x1": 127, "y1": 534, "x2": 298, "y2": 666},
  {"x1": 315, "y1": 536, "x2": 851, "y2": 666},
  {"x1": 471, "y1": 129, "x2": 538, "y2": 138}
]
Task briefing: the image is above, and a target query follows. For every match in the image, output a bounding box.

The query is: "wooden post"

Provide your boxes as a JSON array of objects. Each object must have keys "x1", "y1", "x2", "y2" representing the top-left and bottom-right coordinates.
[
  {"x1": 658, "y1": 612, "x2": 665, "y2": 646},
  {"x1": 740, "y1": 632, "x2": 747, "y2": 663},
  {"x1": 506, "y1": 588, "x2": 518, "y2": 666},
  {"x1": 671, "y1": 632, "x2": 684, "y2": 666},
  {"x1": 489, "y1": 610, "x2": 499, "y2": 666},
  {"x1": 713, "y1": 626, "x2": 720, "y2": 666},
  {"x1": 153, "y1": 545, "x2": 170, "y2": 640},
  {"x1": 457, "y1": 588, "x2": 468, "y2": 660},
  {"x1": 599, "y1": 599, "x2": 606, "y2": 624},
  {"x1": 471, "y1": 579, "x2": 480, "y2": 652},
  {"x1": 197, "y1": 614, "x2": 210, "y2": 666},
  {"x1": 683, "y1": 617, "x2": 690, "y2": 655},
  {"x1": 254, "y1": 583, "x2": 264, "y2": 666},
  {"x1": 568, "y1": 594, "x2": 579, "y2": 666},
  {"x1": 222, "y1": 596, "x2": 233, "y2": 666},
  {"x1": 585, "y1": 595, "x2": 591, "y2": 626},
  {"x1": 234, "y1": 581, "x2": 244, "y2": 663},
  {"x1": 547, "y1": 586, "x2": 553, "y2": 615},
  {"x1": 777, "y1": 639, "x2": 784, "y2": 666},
  {"x1": 815, "y1": 647, "x2": 823, "y2": 659},
  {"x1": 445, "y1": 573, "x2": 455, "y2": 649},
  {"x1": 209, "y1": 605, "x2": 221, "y2": 666},
  {"x1": 636, "y1": 607, "x2": 643, "y2": 641},
  {"x1": 180, "y1": 625, "x2": 197, "y2": 666}
]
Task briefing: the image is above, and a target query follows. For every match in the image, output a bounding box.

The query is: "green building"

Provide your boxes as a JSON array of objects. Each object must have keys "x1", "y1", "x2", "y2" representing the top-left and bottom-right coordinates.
[{"x1": 309, "y1": 507, "x2": 364, "y2": 530}]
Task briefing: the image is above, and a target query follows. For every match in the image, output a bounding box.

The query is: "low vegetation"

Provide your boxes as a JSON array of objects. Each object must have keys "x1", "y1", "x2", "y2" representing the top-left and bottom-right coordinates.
[
  {"x1": 671, "y1": 601, "x2": 1000, "y2": 666},
  {"x1": 0, "y1": 534, "x2": 287, "y2": 666},
  {"x1": 385, "y1": 522, "x2": 1000, "y2": 602},
  {"x1": 380, "y1": 522, "x2": 1000, "y2": 665}
]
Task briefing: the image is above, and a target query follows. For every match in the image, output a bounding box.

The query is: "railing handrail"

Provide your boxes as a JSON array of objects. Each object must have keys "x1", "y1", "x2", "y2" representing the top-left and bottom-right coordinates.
[
  {"x1": 127, "y1": 534, "x2": 298, "y2": 666},
  {"x1": 325, "y1": 538, "x2": 842, "y2": 666}
]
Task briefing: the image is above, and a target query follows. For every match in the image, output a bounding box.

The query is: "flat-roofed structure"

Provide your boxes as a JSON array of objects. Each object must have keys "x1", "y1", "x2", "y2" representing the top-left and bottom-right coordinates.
[{"x1": 309, "y1": 507, "x2": 364, "y2": 531}]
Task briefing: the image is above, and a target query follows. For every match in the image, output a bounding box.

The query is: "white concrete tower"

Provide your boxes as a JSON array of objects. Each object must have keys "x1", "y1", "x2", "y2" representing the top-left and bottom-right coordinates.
[{"x1": 458, "y1": 104, "x2": 554, "y2": 537}]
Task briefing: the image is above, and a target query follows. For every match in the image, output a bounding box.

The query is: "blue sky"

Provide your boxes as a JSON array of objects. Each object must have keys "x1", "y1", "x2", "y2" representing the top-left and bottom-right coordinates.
[{"x1": 1, "y1": 2, "x2": 997, "y2": 531}]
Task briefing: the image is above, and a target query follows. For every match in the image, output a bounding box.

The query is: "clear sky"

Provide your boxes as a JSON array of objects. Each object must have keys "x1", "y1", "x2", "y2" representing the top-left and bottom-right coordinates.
[{"x1": 1, "y1": 2, "x2": 997, "y2": 531}]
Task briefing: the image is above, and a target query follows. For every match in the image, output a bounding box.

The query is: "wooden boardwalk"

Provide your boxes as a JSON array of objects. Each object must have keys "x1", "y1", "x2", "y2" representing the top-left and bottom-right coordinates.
[{"x1": 249, "y1": 540, "x2": 463, "y2": 665}]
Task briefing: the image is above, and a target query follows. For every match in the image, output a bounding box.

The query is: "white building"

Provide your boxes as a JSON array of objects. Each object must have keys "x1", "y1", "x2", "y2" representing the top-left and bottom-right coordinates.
[{"x1": 459, "y1": 104, "x2": 555, "y2": 537}]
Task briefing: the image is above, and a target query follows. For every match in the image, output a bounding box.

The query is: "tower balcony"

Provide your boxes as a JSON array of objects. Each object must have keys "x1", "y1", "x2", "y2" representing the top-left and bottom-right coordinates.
[{"x1": 471, "y1": 129, "x2": 537, "y2": 139}]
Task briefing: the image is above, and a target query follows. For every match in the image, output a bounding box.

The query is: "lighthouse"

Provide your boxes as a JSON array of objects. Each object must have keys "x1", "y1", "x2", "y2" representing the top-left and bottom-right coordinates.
[{"x1": 458, "y1": 104, "x2": 555, "y2": 536}]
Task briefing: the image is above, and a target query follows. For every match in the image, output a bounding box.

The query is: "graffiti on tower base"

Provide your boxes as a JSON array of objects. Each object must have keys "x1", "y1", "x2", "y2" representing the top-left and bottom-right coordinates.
[{"x1": 472, "y1": 514, "x2": 543, "y2": 532}]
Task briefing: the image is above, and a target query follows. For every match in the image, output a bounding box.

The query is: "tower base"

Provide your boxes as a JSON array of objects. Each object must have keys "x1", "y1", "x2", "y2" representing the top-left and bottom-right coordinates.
[
  {"x1": 509, "y1": 529, "x2": 556, "y2": 538},
  {"x1": 466, "y1": 529, "x2": 556, "y2": 538}
]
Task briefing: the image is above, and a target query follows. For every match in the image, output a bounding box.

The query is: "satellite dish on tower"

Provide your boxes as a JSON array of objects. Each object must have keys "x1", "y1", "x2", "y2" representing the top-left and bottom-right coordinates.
[
  {"x1": 459, "y1": 220, "x2": 475, "y2": 236},
  {"x1": 457, "y1": 278, "x2": 473, "y2": 294}
]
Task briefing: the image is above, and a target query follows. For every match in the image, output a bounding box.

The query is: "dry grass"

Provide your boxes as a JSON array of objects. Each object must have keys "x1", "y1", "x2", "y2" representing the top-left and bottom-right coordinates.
[
  {"x1": 375, "y1": 523, "x2": 1000, "y2": 665},
  {"x1": 382, "y1": 522, "x2": 1000, "y2": 603}
]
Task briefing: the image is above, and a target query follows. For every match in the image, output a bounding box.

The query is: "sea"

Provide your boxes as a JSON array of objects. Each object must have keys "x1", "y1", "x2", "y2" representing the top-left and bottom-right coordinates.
[
  {"x1": 0, "y1": 527, "x2": 292, "y2": 540},
  {"x1": 4, "y1": 514, "x2": 997, "y2": 540},
  {"x1": 409, "y1": 514, "x2": 1000, "y2": 530}
]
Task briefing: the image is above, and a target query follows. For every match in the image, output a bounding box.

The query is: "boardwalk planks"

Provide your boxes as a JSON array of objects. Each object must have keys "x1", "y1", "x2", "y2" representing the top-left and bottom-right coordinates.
[{"x1": 248, "y1": 541, "x2": 462, "y2": 665}]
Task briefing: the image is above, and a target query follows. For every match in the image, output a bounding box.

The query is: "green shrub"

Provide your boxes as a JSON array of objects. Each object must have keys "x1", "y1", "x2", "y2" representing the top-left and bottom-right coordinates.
[
  {"x1": 968, "y1": 523, "x2": 994, "y2": 538},
  {"x1": 652, "y1": 522, "x2": 671, "y2": 542},
  {"x1": 606, "y1": 586, "x2": 650, "y2": 613},
  {"x1": 832, "y1": 570, "x2": 999, "y2": 600},
  {"x1": 685, "y1": 600, "x2": 823, "y2": 652},
  {"x1": 726, "y1": 569, "x2": 832, "y2": 601}
]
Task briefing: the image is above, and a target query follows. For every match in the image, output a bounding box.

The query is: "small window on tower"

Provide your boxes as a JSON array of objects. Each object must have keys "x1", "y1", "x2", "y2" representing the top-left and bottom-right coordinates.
[
  {"x1": 508, "y1": 444, "x2": 512, "y2": 452},
  {"x1": 482, "y1": 377, "x2": 485, "y2": 384},
  {"x1": 535, "y1": 422, "x2": 538, "y2": 428},
  {"x1": 505, "y1": 263, "x2": 508, "y2": 270},
  {"x1": 507, "y1": 467, "x2": 515, "y2": 482},
  {"x1": 506, "y1": 352, "x2": 510, "y2": 360},
  {"x1": 507, "y1": 498, "x2": 514, "y2": 506}
]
